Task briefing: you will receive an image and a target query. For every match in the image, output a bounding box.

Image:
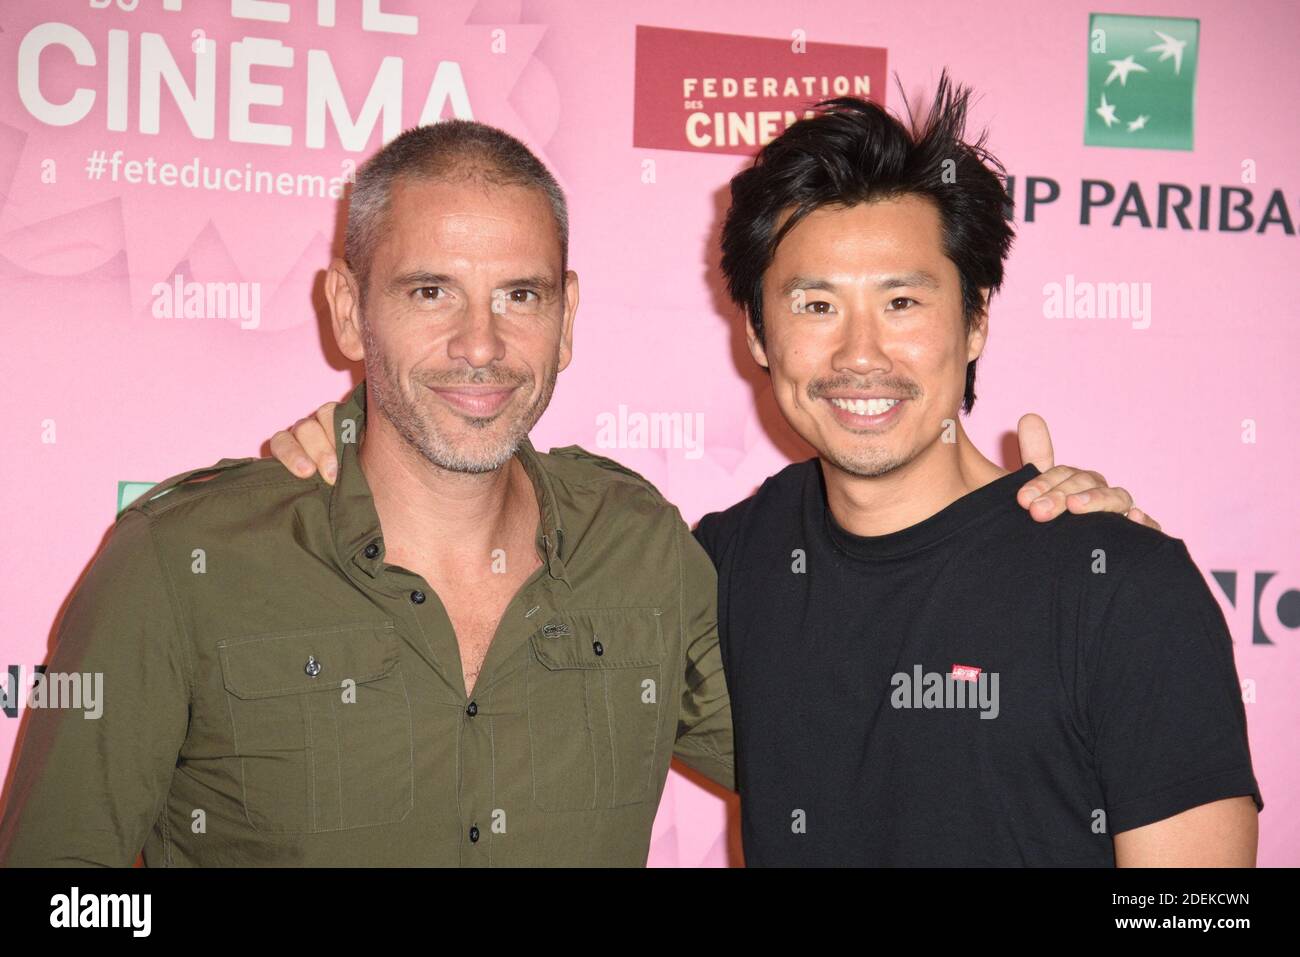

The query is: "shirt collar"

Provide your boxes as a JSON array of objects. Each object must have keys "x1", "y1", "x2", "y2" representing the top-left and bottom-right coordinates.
[{"x1": 328, "y1": 379, "x2": 569, "y2": 584}]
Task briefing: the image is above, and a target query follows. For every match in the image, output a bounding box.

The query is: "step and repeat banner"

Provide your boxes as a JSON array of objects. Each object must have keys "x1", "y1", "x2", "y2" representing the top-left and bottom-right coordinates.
[{"x1": 1, "y1": 0, "x2": 1295, "y2": 866}]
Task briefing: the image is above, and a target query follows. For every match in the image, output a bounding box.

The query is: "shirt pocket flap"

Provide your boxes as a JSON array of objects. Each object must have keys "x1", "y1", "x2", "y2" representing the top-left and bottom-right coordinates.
[
  {"x1": 530, "y1": 608, "x2": 663, "y2": 671},
  {"x1": 218, "y1": 621, "x2": 399, "y2": 700}
]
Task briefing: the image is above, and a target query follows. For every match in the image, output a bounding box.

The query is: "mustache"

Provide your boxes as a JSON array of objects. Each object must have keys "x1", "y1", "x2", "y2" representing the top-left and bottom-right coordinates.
[
  {"x1": 807, "y1": 376, "x2": 921, "y2": 399},
  {"x1": 414, "y1": 367, "x2": 533, "y2": 388}
]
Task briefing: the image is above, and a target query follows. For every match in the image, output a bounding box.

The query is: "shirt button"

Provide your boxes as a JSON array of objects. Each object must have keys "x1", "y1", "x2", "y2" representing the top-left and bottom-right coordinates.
[
  {"x1": 592, "y1": 640, "x2": 604, "y2": 656},
  {"x1": 363, "y1": 540, "x2": 380, "y2": 559},
  {"x1": 304, "y1": 655, "x2": 322, "y2": 677},
  {"x1": 466, "y1": 701, "x2": 478, "y2": 717},
  {"x1": 410, "y1": 590, "x2": 426, "y2": 604},
  {"x1": 469, "y1": 826, "x2": 480, "y2": 843}
]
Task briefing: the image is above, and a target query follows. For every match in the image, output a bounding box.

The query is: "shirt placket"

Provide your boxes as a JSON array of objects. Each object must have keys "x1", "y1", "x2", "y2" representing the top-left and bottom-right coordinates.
[{"x1": 356, "y1": 535, "x2": 566, "y2": 867}]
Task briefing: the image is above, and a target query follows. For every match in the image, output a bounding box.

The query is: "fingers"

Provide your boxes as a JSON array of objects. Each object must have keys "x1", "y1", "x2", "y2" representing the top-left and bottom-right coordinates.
[
  {"x1": 294, "y1": 410, "x2": 340, "y2": 485},
  {"x1": 269, "y1": 424, "x2": 318, "y2": 479},
  {"x1": 1065, "y1": 485, "x2": 1135, "y2": 517},
  {"x1": 1017, "y1": 464, "x2": 1094, "y2": 510},
  {"x1": 314, "y1": 402, "x2": 339, "y2": 446},
  {"x1": 310, "y1": 401, "x2": 341, "y2": 484},
  {"x1": 1017, "y1": 465, "x2": 1120, "y2": 522},
  {"x1": 268, "y1": 402, "x2": 341, "y2": 485},
  {"x1": 1127, "y1": 507, "x2": 1163, "y2": 532},
  {"x1": 1016, "y1": 413, "x2": 1055, "y2": 473},
  {"x1": 1015, "y1": 459, "x2": 1161, "y2": 530}
]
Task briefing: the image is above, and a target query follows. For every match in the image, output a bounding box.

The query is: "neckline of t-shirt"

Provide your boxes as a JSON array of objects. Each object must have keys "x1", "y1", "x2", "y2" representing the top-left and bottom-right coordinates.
[{"x1": 813, "y1": 460, "x2": 1042, "y2": 562}]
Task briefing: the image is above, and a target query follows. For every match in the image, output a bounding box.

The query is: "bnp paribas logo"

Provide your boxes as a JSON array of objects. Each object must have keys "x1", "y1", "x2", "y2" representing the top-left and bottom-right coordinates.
[{"x1": 1085, "y1": 14, "x2": 1199, "y2": 151}]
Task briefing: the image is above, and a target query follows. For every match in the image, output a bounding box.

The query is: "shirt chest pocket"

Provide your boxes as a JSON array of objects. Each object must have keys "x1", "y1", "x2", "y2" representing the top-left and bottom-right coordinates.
[
  {"x1": 527, "y1": 608, "x2": 667, "y2": 811},
  {"x1": 217, "y1": 621, "x2": 414, "y2": 833}
]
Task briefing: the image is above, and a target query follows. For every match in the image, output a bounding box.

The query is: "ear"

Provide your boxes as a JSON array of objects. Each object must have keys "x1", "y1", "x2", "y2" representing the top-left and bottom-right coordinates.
[
  {"x1": 966, "y1": 287, "x2": 991, "y2": 363},
  {"x1": 326, "y1": 258, "x2": 366, "y2": 362},
  {"x1": 557, "y1": 269, "x2": 579, "y2": 373},
  {"x1": 745, "y1": 311, "x2": 770, "y2": 370}
]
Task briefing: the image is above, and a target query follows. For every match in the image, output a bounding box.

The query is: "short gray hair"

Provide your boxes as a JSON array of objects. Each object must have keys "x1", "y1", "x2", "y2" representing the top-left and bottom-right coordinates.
[{"x1": 344, "y1": 120, "x2": 569, "y2": 301}]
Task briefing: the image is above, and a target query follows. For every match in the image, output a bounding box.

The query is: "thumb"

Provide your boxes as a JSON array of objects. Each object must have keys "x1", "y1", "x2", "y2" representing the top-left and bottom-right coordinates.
[{"x1": 1017, "y1": 413, "x2": 1055, "y2": 472}]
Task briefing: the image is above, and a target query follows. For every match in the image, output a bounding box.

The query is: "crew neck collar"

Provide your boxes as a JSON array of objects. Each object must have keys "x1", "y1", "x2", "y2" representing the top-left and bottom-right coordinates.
[{"x1": 810, "y1": 460, "x2": 1041, "y2": 561}]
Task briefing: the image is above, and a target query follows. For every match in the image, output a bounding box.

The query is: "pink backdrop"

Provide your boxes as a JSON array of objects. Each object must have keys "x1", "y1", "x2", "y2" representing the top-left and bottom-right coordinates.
[{"x1": 1, "y1": 0, "x2": 1295, "y2": 866}]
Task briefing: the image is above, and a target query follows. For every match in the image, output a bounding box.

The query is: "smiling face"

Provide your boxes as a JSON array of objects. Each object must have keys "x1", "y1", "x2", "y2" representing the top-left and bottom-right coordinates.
[
  {"x1": 330, "y1": 174, "x2": 577, "y2": 473},
  {"x1": 749, "y1": 193, "x2": 987, "y2": 479}
]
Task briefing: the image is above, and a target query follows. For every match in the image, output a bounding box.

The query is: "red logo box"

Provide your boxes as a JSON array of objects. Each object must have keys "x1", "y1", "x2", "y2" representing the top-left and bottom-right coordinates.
[{"x1": 633, "y1": 25, "x2": 887, "y2": 156}]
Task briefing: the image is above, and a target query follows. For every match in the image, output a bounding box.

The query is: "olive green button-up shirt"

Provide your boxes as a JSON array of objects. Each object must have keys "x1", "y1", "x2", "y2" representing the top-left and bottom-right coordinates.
[{"x1": 0, "y1": 381, "x2": 733, "y2": 867}]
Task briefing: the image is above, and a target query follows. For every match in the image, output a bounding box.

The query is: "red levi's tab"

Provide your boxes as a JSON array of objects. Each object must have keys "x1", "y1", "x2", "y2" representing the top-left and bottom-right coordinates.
[{"x1": 951, "y1": 664, "x2": 982, "y2": 682}]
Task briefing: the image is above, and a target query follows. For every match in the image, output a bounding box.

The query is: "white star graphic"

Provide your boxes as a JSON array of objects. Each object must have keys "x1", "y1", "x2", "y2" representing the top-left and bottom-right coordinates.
[
  {"x1": 1126, "y1": 114, "x2": 1150, "y2": 132},
  {"x1": 1105, "y1": 55, "x2": 1149, "y2": 86},
  {"x1": 1096, "y1": 92, "x2": 1120, "y2": 127},
  {"x1": 1146, "y1": 30, "x2": 1187, "y2": 74}
]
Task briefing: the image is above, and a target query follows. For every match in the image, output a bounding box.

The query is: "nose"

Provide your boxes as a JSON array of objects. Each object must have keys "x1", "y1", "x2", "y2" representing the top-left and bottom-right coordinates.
[
  {"x1": 831, "y1": 306, "x2": 891, "y2": 377},
  {"x1": 446, "y1": 294, "x2": 507, "y2": 368}
]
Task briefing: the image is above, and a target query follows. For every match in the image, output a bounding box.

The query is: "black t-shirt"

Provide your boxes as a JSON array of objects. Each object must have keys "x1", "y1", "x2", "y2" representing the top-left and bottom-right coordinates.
[{"x1": 693, "y1": 460, "x2": 1263, "y2": 866}]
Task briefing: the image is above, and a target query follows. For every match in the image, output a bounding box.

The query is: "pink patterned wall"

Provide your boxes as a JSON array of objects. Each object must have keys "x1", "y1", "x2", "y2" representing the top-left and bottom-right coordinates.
[{"x1": 1, "y1": 0, "x2": 1295, "y2": 866}]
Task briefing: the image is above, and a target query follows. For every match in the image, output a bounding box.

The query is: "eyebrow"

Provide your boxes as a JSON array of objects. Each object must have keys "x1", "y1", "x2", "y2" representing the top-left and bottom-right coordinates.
[
  {"x1": 388, "y1": 271, "x2": 454, "y2": 294},
  {"x1": 387, "y1": 271, "x2": 559, "y2": 295},
  {"x1": 497, "y1": 275, "x2": 559, "y2": 295},
  {"x1": 779, "y1": 271, "x2": 943, "y2": 295}
]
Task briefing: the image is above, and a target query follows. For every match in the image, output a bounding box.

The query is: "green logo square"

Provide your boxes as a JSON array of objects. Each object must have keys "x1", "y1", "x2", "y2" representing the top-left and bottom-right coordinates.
[
  {"x1": 116, "y1": 480, "x2": 156, "y2": 515},
  {"x1": 1085, "y1": 14, "x2": 1199, "y2": 151}
]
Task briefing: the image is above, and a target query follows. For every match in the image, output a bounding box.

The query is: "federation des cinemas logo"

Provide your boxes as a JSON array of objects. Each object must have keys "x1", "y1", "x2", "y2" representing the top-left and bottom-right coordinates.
[{"x1": 632, "y1": 25, "x2": 887, "y2": 156}]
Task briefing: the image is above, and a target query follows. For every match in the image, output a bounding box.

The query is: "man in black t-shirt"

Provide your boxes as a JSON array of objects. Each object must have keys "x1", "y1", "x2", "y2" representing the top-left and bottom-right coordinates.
[
  {"x1": 700, "y1": 71, "x2": 1261, "y2": 866},
  {"x1": 262, "y1": 77, "x2": 1261, "y2": 867}
]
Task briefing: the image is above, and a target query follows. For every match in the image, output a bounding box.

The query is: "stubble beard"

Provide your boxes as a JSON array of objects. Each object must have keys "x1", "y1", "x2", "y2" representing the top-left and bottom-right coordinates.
[
  {"x1": 809, "y1": 375, "x2": 921, "y2": 479},
  {"x1": 362, "y1": 320, "x2": 557, "y2": 474},
  {"x1": 821, "y1": 443, "x2": 915, "y2": 479}
]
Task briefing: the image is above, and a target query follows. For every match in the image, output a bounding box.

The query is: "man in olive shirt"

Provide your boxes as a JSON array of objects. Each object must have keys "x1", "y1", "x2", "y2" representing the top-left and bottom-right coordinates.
[{"x1": 0, "y1": 121, "x2": 731, "y2": 866}]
